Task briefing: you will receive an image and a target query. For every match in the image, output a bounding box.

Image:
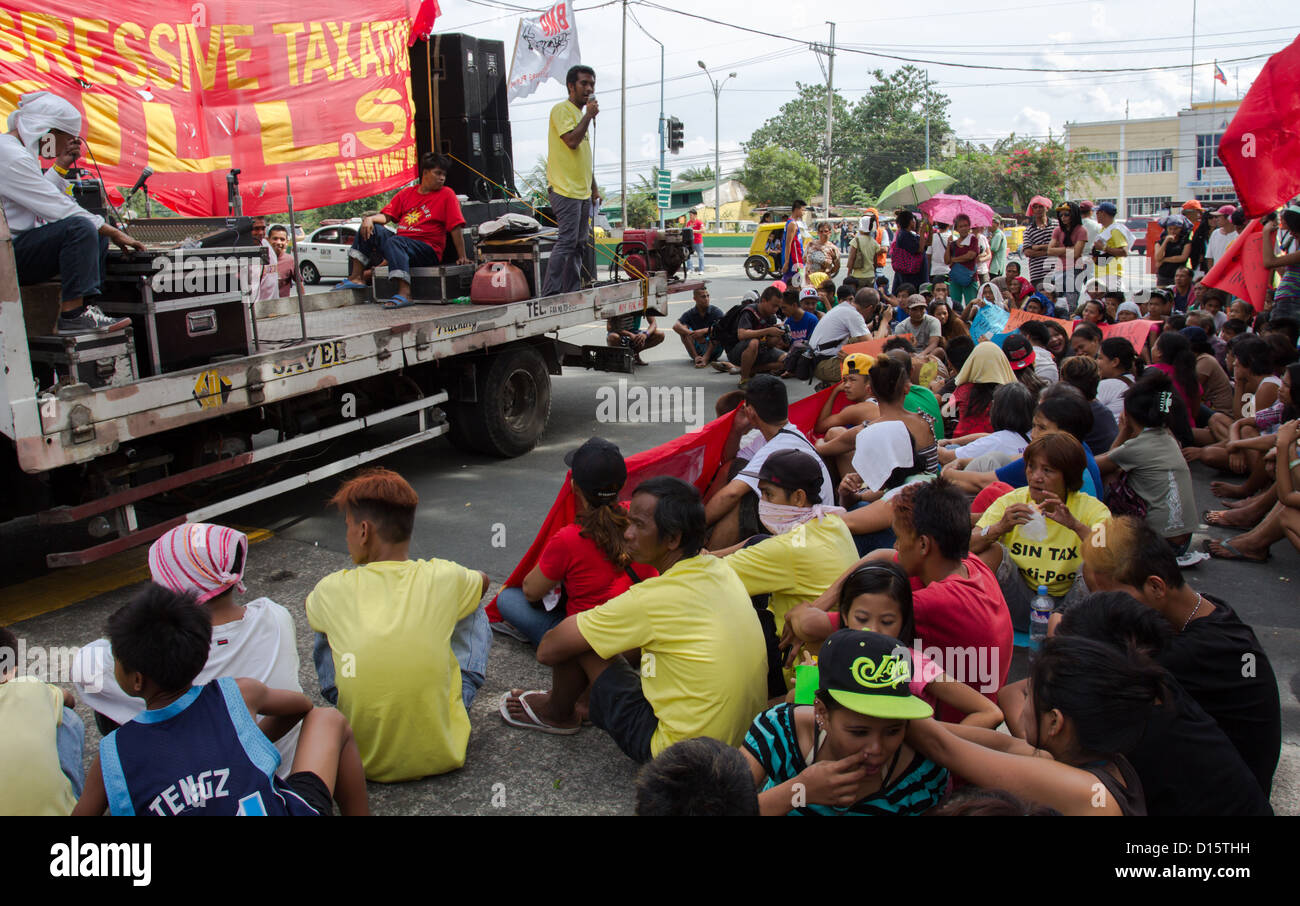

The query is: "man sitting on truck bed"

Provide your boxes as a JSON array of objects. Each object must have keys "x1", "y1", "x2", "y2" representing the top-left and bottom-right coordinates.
[
  {"x1": 334, "y1": 152, "x2": 472, "y2": 308},
  {"x1": 1, "y1": 90, "x2": 145, "y2": 334}
]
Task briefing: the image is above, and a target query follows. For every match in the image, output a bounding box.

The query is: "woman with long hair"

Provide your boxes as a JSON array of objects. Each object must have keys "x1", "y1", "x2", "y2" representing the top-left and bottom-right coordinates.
[
  {"x1": 930, "y1": 299, "x2": 969, "y2": 344},
  {"x1": 495, "y1": 438, "x2": 656, "y2": 646},
  {"x1": 1047, "y1": 201, "x2": 1088, "y2": 304},
  {"x1": 1147, "y1": 329, "x2": 1201, "y2": 445},
  {"x1": 890, "y1": 210, "x2": 926, "y2": 294}
]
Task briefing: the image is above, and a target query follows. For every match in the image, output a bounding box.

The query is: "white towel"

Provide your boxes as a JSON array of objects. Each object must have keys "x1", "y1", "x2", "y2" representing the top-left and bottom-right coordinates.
[{"x1": 851, "y1": 420, "x2": 915, "y2": 492}]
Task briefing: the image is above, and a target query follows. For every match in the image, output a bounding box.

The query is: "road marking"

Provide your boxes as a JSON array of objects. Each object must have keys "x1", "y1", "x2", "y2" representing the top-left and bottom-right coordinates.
[{"x1": 0, "y1": 528, "x2": 272, "y2": 625}]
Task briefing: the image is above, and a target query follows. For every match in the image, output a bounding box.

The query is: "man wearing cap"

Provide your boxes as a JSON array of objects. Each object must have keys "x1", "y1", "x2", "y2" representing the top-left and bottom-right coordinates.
[
  {"x1": 1078, "y1": 201, "x2": 1102, "y2": 247},
  {"x1": 713, "y1": 448, "x2": 858, "y2": 697},
  {"x1": 741, "y1": 630, "x2": 948, "y2": 816},
  {"x1": 673, "y1": 286, "x2": 726, "y2": 367},
  {"x1": 1146, "y1": 287, "x2": 1174, "y2": 322},
  {"x1": 503, "y1": 477, "x2": 769, "y2": 760},
  {"x1": 808, "y1": 287, "x2": 877, "y2": 385},
  {"x1": 1, "y1": 90, "x2": 146, "y2": 334},
  {"x1": 1090, "y1": 202, "x2": 1131, "y2": 289},
  {"x1": 893, "y1": 294, "x2": 942, "y2": 354},
  {"x1": 1021, "y1": 196, "x2": 1056, "y2": 288},
  {"x1": 815, "y1": 353, "x2": 879, "y2": 435},
  {"x1": 705, "y1": 375, "x2": 834, "y2": 547},
  {"x1": 1204, "y1": 205, "x2": 1239, "y2": 272}
]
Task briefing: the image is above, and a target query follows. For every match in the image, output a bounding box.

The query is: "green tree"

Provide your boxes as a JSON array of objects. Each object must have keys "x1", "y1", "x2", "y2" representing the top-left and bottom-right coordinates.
[
  {"x1": 839, "y1": 66, "x2": 951, "y2": 199},
  {"x1": 677, "y1": 165, "x2": 715, "y2": 182},
  {"x1": 734, "y1": 146, "x2": 820, "y2": 207},
  {"x1": 942, "y1": 135, "x2": 1112, "y2": 211}
]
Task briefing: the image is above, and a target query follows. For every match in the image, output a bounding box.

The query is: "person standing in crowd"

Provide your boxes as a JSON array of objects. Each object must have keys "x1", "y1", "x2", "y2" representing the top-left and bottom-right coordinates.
[
  {"x1": 268, "y1": 225, "x2": 304, "y2": 299},
  {"x1": 1020, "y1": 195, "x2": 1056, "y2": 289},
  {"x1": 927, "y1": 220, "x2": 951, "y2": 283},
  {"x1": 541, "y1": 65, "x2": 600, "y2": 296},
  {"x1": 1078, "y1": 201, "x2": 1102, "y2": 248},
  {"x1": 839, "y1": 219, "x2": 852, "y2": 254},
  {"x1": 889, "y1": 211, "x2": 927, "y2": 294},
  {"x1": 987, "y1": 219, "x2": 1008, "y2": 282},
  {"x1": 846, "y1": 213, "x2": 882, "y2": 284},
  {"x1": 1263, "y1": 204, "x2": 1300, "y2": 323},
  {"x1": 687, "y1": 209, "x2": 705, "y2": 274},
  {"x1": 782, "y1": 200, "x2": 807, "y2": 285},
  {"x1": 807, "y1": 221, "x2": 841, "y2": 279},
  {"x1": 944, "y1": 215, "x2": 981, "y2": 308},
  {"x1": 1203, "y1": 205, "x2": 1238, "y2": 272},
  {"x1": 1155, "y1": 219, "x2": 1192, "y2": 288},
  {"x1": 1048, "y1": 202, "x2": 1089, "y2": 305}
]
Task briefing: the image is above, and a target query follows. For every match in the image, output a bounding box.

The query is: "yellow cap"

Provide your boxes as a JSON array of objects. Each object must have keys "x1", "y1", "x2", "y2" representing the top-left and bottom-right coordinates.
[
  {"x1": 807, "y1": 271, "x2": 829, "y2": 288},
  {"x1": 842, "y1": 353, "x2": 875, "y2": 377}
]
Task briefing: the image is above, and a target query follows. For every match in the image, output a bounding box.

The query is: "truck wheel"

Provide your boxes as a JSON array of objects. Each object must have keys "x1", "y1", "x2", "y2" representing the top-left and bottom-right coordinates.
[
  {"x1": 299, "y1": 261, "x2": 320, "y2": 285},
  {"x1": 743, "y1": 255, "x2": 770, "y2": 281},
  {"x1": 452, "y1": 346, "x2": 552, "y2": 457}
]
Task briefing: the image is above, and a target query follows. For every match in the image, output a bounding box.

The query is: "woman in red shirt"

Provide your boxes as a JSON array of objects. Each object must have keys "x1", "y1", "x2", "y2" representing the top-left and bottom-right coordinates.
[
  {"x1": 949, "y1": 341, "x2": 1017, "y2": 438},
  {"x1": 495, "y1": 438, "x2": 657, "y2": 646}
]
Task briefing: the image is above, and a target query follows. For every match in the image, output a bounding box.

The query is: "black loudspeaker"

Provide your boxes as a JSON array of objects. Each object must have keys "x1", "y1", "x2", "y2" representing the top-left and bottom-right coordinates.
[
  {"x1": 410, "y1": 35, "x2": 508, "y2": 123},
  {"x1": 418, "y1": 116, "x2": 516, "y2": 203}
]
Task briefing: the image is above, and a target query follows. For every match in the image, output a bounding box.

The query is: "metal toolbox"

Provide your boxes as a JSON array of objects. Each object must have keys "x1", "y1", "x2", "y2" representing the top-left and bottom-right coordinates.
[
  {"x1": 98, "y1": 292, "x2": 251, "y2": 376},
  {"x1": 28, "y1": 327, "x2": 139, "y2": 391},
  {"x1": 373, "y1": 265, "x2": 475, "y2": 302}
]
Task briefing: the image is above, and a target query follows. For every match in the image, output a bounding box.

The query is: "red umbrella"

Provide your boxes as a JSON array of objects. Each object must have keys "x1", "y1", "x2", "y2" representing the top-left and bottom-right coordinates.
[{"x1": 918, "y1": 194, "x2": 997, "y2": 228}]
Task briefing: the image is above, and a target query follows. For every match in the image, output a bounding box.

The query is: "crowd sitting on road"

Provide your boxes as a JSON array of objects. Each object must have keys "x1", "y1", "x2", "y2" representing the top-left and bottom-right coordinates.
[{"x1": 3, "y1": 190, "x2": 1296, "y2": 818}]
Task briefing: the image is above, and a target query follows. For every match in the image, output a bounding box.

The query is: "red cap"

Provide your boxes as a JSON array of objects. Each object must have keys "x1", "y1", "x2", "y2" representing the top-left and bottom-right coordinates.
[{"x1": 973, "y1": 482, "x2": 1016, "y2": 515}]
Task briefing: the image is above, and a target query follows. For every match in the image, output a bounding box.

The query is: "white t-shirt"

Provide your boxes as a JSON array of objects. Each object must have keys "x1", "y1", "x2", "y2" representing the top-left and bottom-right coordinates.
[
  {"x1": 975, "y1": 234, "x2": 992, "y2": 274},
  {"x1": 1097, "y1": 377, "x2": 1133, "y2": 423},
  {"x1": 929, "y1": 232, "x2": 951, "y2": 276},
  {"x1": 1032, "y1": 345, "x2": 1059, "y2": 383},
  {"x1": 1205, "y1": 228, "x2": 1235, "y2": 266},
  {"x1": 809, "y1": 300, "x2": 871, "y2": 353},
  {"x1": 73, "y1": 597, "x2": 303, "y2": 777},
  {"x1": 953, "y1": 429, "x2": 1031, "y2": 460},
  {"x1": 738, "y1": 426, "x2": 835, "y2": 506},
  {"x1": 1081, "y1": 217, "x2": 1102, "y2": 246}
]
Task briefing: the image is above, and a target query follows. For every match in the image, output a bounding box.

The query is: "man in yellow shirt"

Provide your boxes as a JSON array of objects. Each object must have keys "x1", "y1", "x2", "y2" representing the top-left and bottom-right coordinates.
[
  {"x1": 541, "y1": 65, "x2": 600, "y2": 296},
  {"x1": 1091, "y1": 202, "x2": 1132, "y2": 289},
  {"x1": 501, "y1": 477, "x2": 768, "y2": 762},
  {"x1": 306, "y1": 468, "x2": 491, "y2": 782}
]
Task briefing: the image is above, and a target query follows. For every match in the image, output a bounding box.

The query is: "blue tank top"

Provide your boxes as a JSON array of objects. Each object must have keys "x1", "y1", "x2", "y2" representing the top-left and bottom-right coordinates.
[{"x1": 99, "y1": 678, "x2": 319, "y2": 816}]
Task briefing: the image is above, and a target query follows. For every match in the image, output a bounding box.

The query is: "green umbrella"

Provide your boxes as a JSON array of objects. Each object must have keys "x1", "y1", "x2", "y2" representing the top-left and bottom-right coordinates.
[{"x1": 875, "y1": 169, "x2": 956, "y2": 210}]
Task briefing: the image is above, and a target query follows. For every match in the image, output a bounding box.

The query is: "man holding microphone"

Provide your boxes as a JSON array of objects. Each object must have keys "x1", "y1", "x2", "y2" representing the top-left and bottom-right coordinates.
[{"x1": 541, "y1": 65, "x2": 600, "y2": 296}]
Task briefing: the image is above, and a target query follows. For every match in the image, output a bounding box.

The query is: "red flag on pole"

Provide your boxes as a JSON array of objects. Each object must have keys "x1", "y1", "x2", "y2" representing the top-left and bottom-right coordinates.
[
  {"x1": 1201, "y1": 219, "x2": 1272, "y2": 311},
  {"x1": 409, "y1": 0, "x2": 442, "y2": 45},
  {"x1": 1218, "y1": 34, "x2": 1300, "y2": 217}
]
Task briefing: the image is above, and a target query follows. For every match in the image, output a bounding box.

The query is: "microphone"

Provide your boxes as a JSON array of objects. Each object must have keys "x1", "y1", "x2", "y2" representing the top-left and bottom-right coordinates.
[{"x1": 128, "y1": 166, "x2": 154, "y2": 197}]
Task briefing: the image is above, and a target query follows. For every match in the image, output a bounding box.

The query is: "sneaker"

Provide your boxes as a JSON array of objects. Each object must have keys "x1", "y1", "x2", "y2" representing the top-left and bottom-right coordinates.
[
  {"x1": 57, "y1": 305, "x2": 131, "y2": 335},
  {"x1": 489, "y1": 620, "x2": 530, "y2": 643},
  {"x1": 1176, "y1": 549, "x2": 1211, "y2": 568}
]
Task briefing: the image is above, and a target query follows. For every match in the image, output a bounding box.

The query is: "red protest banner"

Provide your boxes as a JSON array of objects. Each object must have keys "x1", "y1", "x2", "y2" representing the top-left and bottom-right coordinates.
[
  {"x1": 1202, "y1": 219, "x2": 1271, "y2": 311},
  {"x1": 0, "y1": 1, "x2": 424, "y2": 215},
  {"x1": 1099, "y1": 318, "x2": 1156, "y2": 352},
  {"x1": 1005, "y1": 307, "x2": 1075, "y2": 336},
  {"x1": 842, "y1": 334, "x2": 909, "y2": 357},
  {"x1": 1218, "y1": 34, "x2": 1300, "y2": 218}
]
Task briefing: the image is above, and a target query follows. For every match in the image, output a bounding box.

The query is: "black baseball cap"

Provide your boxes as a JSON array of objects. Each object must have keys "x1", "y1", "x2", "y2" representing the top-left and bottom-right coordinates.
[
  {"x1": 564, "y1": 437, "x2": 627, "y2": 505},
  {"x1": 1001, "y1": 333, "x2": 1037, "y2": 372},
  {"x1": 818, "y1": 630, "x2": 933, "y2": 720},
  {"x1": 740, "y1": 448, "x2": 824, "y2": 497}
]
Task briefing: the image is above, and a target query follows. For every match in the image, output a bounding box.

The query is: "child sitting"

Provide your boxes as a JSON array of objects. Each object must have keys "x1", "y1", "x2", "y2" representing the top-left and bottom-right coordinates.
[
  {"x1": 74, "y1": 523, "x2": 304, "y2": 775},
  {"x1": 635, "y1": 737, "x2": 760, "y2": 816},
  {"x1": 73, "y1": 585, "x2": 368, "y2": 816},
  {"x1": 741, "y1": 629, "x2": 949, "y2": 815},
  {"x1": 783, "y1": 563, "x2": 1004, "y2": 728},
  {"x1": 0, "y1": 626, "x2": 82, "y2": 815},
  {"x1": 307, "y1": 468, "x2": 491, "y2": 782}
]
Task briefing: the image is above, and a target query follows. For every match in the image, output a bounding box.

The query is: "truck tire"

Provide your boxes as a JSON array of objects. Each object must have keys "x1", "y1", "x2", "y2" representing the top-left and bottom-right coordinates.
[{"x1": 451, "y1": 346, "x2": 551, "y2": 457}]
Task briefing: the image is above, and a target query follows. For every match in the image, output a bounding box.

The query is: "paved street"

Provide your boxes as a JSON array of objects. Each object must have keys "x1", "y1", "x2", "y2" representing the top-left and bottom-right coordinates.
[{"x1": 2, "y1": 259, "x2": 1296, "y2": 815}]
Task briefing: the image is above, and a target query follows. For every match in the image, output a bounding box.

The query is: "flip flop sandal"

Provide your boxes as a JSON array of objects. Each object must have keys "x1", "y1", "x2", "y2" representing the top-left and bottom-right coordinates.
[
  {"x1": 382, "y1": 294, "x2": 415, "y2": 309},
  {"x1": 710, "y1": 361, "x2": 731, "y2": 373},
  {"x1": 499, "y1": 690, "x2": 581, "y2": 735},
  {"x1": 1201, "y1": 539, "x2": 1270, "y2": 563},
  {"x1": 335, "y1": 279, "x2": 368, "y2": 290}
]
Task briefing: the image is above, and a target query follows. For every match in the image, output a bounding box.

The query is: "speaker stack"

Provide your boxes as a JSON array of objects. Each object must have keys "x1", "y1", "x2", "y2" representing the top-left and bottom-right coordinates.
[{"x1": 410, "y1": 34, "x2": 517, "y2": 203}]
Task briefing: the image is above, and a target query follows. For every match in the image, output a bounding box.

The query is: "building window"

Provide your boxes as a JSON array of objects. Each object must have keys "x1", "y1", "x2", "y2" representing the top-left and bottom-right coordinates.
[
  {"x1": 1127, "y1": 149, "x2": 1174, "y2": 174},
  {"x1": 1083, "y1": 151, "x2": 1118, "y2": 172},
  {"x1": 1197, "y1": 134, "x2": 1224, "y2": 170},
  {"x1": 1094, "y1": 197, "x2": 1117, "y2": 208},
  {"x1": 1127, "y1": 196, "x2": 1173, "y2": 218}
]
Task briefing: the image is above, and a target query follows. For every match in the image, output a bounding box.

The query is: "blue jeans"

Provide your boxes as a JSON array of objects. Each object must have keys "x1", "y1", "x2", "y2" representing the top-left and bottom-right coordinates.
[
  {"x1": 14, "y1": 216, "x2": 109, "y2": 302},
  {"x1": 57, "y1": 707, "x2": 86, "y2": 797},
  {"x1": 494, "y1": 586, "x2": 564, "y2": 647},
  {"x1": 692, "y1": 244, "x2": 705, "y2": 273},
  {"x1": 348, "y1": 228, "x2": 441, "y2": 284},
  {"x1": 542, "y1": 190, "x2": 591, "y2": 296},
  {"x1": 313, "y1": 605, "x2": 491, "y2": 711}
]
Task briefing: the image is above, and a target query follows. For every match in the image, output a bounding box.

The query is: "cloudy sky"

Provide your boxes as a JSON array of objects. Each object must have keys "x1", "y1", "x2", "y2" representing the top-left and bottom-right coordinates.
[{"x1": 431, "y1": 0, "x2": 1298, "y2": 194}]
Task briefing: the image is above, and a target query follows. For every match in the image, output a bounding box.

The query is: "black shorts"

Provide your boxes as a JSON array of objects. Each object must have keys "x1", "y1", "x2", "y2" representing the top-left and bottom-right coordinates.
[
  {"x1": 1196, "y1": 404, "x2": 1213, "y2": 429},
  {"x1": 728, "y1": 339, "x2": 783, "y2": 367},
  {"x1": 589, "y1": 657, "x2": 657, "y2": 764},
  {"x1": 285, "y1": 770, "x2": 332, "y2": 816}
]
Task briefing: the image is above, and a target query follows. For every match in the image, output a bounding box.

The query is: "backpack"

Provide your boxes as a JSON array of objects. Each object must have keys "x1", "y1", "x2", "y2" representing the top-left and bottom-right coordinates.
[
  {"x1": 710, "y1": 304, "x2": 749, "y2": 351},
  {"x1": 890, "y1": 235, "x2": 924, "y2": 274}
]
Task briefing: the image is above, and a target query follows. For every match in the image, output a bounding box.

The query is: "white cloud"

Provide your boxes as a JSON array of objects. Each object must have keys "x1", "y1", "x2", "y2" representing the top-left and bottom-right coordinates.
[{"x1": 1014, "y1": 107, "x2": 1052, "y2": 137}]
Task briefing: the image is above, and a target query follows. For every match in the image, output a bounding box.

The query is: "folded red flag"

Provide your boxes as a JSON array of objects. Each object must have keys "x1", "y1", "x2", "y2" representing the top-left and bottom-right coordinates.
[
  {"x1": 1202, "y1": 218, "x2": 1271, "y2": 312},
  {"x1": 1218, "y1": 35, "x2": 1300, "y2": 217}
]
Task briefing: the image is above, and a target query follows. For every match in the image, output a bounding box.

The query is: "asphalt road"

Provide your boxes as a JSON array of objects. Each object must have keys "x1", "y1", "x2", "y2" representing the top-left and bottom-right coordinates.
[{"x1": 4, "y1": 257, "x2": 1297, "y2": 815}]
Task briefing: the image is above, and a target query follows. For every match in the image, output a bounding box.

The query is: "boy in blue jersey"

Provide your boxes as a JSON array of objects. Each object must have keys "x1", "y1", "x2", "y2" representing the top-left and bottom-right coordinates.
[{"x1": 73, "y1": 585, "x2": 369, "y2": 816}]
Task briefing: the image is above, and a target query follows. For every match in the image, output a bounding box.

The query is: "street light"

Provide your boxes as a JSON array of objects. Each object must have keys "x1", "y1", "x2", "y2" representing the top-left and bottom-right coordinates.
[{"x1": 698, "y1": 61, "x2": 736, "y2": 232}]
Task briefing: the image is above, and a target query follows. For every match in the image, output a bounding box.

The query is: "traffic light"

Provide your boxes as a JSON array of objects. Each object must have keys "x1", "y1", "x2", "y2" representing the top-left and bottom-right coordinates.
[{"x1": 668, "y1": 117, "x2": 684, "y2": 154}]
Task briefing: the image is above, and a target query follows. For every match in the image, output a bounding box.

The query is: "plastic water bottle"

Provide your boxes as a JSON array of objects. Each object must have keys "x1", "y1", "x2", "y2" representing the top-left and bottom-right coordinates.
[{"x1": 1029, "y1": 585, "x2": 1052, "y2": 650}]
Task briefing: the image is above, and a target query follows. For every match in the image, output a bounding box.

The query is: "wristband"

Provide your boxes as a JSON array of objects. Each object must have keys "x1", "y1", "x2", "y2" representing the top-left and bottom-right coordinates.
[{"x1": 53, "y1": 164, "x2": 70, "y2": 177}]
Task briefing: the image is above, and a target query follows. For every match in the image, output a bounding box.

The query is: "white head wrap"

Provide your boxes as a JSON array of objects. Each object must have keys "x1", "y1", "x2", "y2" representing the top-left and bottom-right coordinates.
[{"x1": 6, "y1": 91, "x2": 83, "y2": 154}]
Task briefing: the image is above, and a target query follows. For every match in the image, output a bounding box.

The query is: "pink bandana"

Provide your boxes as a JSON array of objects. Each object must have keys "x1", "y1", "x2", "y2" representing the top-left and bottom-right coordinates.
[{"x1": 148, "y1": 523, "x2": 248, "y2": 604}]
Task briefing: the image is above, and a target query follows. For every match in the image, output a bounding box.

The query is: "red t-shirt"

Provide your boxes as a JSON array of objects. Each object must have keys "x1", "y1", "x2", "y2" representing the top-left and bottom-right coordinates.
[
  {"x1": 906, "y1": 554, "x2": 1012, "y2": 723},
  {"x1": 537, "y1": 523, "x2": 658, "y2": 616},
  {"x1": 381, "y1": 186, "x2": 466, "y2": 257},
  {"x1": 953, "y1": 382, "x2": 995, "y2": 437},
  {"x1": 687, "y1": 218, "x2": 704, "y2": 246}
]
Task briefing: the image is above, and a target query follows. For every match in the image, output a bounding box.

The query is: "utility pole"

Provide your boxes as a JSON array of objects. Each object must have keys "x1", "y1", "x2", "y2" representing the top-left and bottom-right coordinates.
[
  {"x1": 626, "y1": 0, "x2": 631, "y2": 232},
  {"x1": 1189, "y1": 0, "x2": 1197, "y2": 110},
  {"x1": 924, "y1": 70, "x2": 931, "y2": 169},
  {"x1": 822, "y1": 22, "x2": 835, "y2": 218},
  {"x1": 630, "y1": 14, "x2": 666, "y2": 230}
]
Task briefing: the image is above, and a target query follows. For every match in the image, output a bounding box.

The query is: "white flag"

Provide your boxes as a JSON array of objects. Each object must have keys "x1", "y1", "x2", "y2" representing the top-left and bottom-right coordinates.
[{"x1": 507, "y1": 1, "x2": 582, "y2": 102}]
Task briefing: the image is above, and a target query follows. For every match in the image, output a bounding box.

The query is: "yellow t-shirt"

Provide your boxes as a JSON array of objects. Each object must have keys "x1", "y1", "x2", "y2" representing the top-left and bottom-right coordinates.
[
  {"x1": 576, "y1": 554, "x2": 768, "y2": 757},
  {"x1": 722, "y1": 514, "x2": 859, "y2": 632},
  {"x1": 976, "y1": 487, "x2": 1111, "y2": 596},
  {"x1": 0, "y1": 677, "x2": 77, "y2": 815},
  {"x1": 547, "y1": 100, "x2": 593, "y2": 200},
  {"x1": 1096, "y1": 228, "x2": 1128, "y2": 278},
  {"x1": 306, "y1": 559, "x2": 483, "y2": 782}
]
